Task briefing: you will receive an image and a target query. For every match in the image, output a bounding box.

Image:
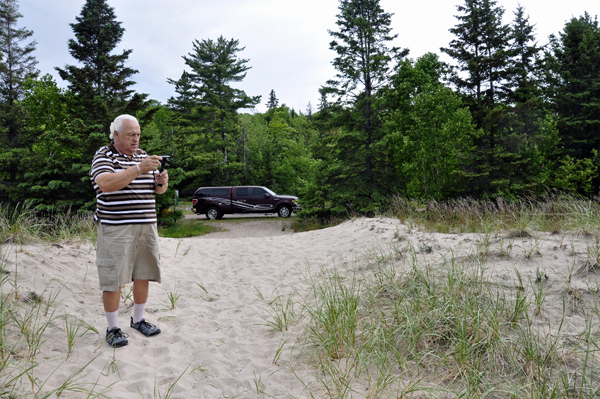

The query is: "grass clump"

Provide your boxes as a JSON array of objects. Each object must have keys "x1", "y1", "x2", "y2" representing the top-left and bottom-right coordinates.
[
  {"x1": 290, "y1": 249, "x2": 600, "y2": 398},
  {"x1": 390, "y1": 193, "x2": 600, "y2": 235},
  {"x1": 0, "y1": 202, "x2": 95, "y2": 245},
  {"x1": 158, "y1": 219, "x2": 221, "y2": 238},
  {"x1": 291, "y1": 215, "x2": 346, "y2": 232}
]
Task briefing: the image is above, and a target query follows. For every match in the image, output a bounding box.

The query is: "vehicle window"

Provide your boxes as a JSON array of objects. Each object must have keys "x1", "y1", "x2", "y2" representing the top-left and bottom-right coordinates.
[
  {"x1": 211, "y1": 188, "x2": 230, "y2": 196},
  {"x1": 235, "y1": 187, "x2": 249, "y2": 197},
  {"x1": 197, "y1": 189, "x2": 210, "y2": 197},
  {"x1": 263, "y1": 187, "x2": 277, "y2": 196},
  {"x1": 251, "y1": 188, "x2": 267, "y2": 197}
]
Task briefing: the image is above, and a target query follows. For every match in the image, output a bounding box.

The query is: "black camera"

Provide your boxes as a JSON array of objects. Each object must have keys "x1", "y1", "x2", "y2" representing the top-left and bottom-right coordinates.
[
  {"x1": 157, "y1": 156, "x2": 171, "y2": 187},
  {"x1": 159, "y1": 155, "x2": 171, "y2": 171}
]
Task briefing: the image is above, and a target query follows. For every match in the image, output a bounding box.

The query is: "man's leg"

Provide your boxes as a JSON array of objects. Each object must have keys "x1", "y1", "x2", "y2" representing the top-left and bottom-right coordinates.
[
  {"x1": 130, "y1": 279, "x2": 161, "y2": 336},
  {"x1": 103, "y1": 290, "x2": 121, "y2": 312},
  {"x1": 103, "y1": 290, "x2": 120, "y2": 330},
  {"x1": 103, "y1": 289, "x2": 129, "y2": 347},
  {"x1": 132, "y1": 279, "x2": 149, "y2": 323}
]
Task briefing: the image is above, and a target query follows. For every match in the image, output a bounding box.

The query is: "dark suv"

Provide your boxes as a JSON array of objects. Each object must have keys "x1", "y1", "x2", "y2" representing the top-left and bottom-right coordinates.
[{"x1": 192, "y1": 186, "x2": 301, "y2": 220}]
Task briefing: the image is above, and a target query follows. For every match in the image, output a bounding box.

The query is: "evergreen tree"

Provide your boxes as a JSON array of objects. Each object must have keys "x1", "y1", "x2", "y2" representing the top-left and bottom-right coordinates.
[
  {"x1": 0, "y1": 0, "x2": 38, "y2": 203},
  {"x1": 314, "y1": 0, "x2": 407, "y2": 214},
  {"x1": 441, "y1": 0, "x2": 510, "y2": 116},
  {"x1": 266, "y1": 89, "x2": 278, "y2": 109},
  {"x1": 56, "y1": 0, "x2": 145, "y2": 131},
  {"x1": 168, "y1": 36, "x2": 260, "y2": 188},
  {"x1": 505, "y1": 5, "x2": 541, "y2": 105},
  {"x1": 545, "y1": 12, "x2": 600, "y2": 161}
]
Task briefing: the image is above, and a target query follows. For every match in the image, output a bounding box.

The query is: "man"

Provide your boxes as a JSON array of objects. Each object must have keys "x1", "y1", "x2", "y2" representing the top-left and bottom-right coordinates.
[{"x1": 90, "y1": 114, "x2": 169, "y2": 347}]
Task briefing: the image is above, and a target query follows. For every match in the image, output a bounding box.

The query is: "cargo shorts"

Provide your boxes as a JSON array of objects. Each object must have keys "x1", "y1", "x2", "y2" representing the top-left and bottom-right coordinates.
[{"x1": 95, "y1": 222, "x2": 161, "y2": 291}]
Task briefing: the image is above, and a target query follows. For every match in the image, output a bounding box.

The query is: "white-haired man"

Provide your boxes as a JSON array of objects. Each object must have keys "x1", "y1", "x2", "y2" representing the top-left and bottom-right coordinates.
[{"x1": 90, "y1": 114, "x2": 169, "y2": 347}]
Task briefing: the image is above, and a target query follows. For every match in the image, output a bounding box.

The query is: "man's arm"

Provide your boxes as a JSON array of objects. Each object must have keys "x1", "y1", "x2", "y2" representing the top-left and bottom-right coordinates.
[
  {"x1": 155, "y1": 170, "x2": 169, "y2": 194},
  {"x1": 96, "y1": 156, "x2": 162, "y2": 193}
]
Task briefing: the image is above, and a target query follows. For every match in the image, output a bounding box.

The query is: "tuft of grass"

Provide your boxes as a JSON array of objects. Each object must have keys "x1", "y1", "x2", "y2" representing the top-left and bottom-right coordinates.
[
  {"x1": 158, "y1": 219, "x2": 222, "y2": 238},
  {"x1": 291, "y1": 216, "x2": 346, "y2": 232},
  {"x1": 291, "y1": 236, "x2": 600, "y2": 397},
  {"x1": 0, "y1": 202, "x2": 96, "y2": 245},
  {"x1": 390, "y1": 193, "x2": 600, "y2": 235}
]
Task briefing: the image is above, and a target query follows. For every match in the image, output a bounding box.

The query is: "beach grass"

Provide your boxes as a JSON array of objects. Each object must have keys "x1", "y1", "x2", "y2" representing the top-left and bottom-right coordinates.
[
  {"x1": 158, "y1": 219, "x2": 222, "y2": 238},
  {"x1": 261, "y1": 194, "x2": 600, "y2": 398}
]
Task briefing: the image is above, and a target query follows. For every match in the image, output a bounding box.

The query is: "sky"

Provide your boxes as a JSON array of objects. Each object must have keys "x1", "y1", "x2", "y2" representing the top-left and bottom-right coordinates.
[{"x1": 16, "y1": 0, "x2": 599, "y2": 114}]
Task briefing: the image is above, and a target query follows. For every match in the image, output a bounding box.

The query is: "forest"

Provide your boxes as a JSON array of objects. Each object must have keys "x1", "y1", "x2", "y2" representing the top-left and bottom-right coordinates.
[{"x1": 1, "y1": 0, "x2": 599, "y2": 220}]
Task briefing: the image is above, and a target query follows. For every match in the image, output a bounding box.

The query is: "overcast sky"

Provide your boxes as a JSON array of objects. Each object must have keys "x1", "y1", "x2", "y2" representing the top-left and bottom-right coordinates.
[{"x1": 17, "y1": 0, "x2": 599, "y2": 113}]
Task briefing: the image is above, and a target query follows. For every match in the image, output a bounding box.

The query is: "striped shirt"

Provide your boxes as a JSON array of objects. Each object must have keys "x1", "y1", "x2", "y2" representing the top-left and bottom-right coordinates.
[{"x1": 90, "y1": 144, "x2": 157, "y2": 224}]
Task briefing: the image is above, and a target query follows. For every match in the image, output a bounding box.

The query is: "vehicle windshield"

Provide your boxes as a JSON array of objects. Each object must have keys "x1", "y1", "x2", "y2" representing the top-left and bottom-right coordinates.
[{"x1": 264, "y1": 187, "x2": 277, "y2": 196}]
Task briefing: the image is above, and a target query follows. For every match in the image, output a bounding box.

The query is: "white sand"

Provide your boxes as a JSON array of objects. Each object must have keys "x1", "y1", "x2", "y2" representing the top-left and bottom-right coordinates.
[{"x1": 3, "y1": 217, "x2": 599, "y2": 398}]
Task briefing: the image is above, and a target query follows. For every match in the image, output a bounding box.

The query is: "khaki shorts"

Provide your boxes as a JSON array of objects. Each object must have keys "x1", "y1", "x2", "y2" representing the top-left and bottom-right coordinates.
[{"x1": 96, "y1": 222, "x2": 161, "y2": 291}]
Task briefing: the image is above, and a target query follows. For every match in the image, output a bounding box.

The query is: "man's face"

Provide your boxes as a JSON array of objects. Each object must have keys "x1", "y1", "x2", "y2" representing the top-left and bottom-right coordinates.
[{"x1": 114, "y1": 119, "x2": 141, "y2": 156}]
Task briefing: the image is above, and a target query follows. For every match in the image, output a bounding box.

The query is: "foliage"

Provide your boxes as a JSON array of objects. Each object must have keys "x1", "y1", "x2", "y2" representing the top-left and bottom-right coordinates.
[
  {"x1": 308, "y1": 0, "x2": 408, "y2": 216},
  {"x1": 158, "y1": 219, "x2": 220, "y2": 238},
  {"x1": 21, "y1": 75, "x2": 92, "y2": 210},
  {"x1": 385, "y1": 53, "x2": 479, "y2": 199},
  {"x1": 441, "y1": 0, "x2": 510, "y2": 114},
  {"x1": 544, "y1": 12, "x2": 600, "y2": 161},
  {"x1": 0, "y1": 0, "x2": 38, "y2": 204},
  {"x1": 166, "y1": 36, "x2": 260, "y2": 191}
]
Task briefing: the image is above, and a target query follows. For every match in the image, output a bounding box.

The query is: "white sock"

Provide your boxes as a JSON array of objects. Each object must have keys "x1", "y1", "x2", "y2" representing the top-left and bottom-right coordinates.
[
  {"x1": 105, "y1": 310, "x2": 119, "y2": 331},
  {"x1": 133, "y1": 303, "x2": 147, "y2": 324}
]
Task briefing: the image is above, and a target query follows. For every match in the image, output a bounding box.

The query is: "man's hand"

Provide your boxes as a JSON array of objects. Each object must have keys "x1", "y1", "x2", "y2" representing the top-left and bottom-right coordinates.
[
  {"x1": 155, "y1": 170, "x2": 169, "y2": 194},
  {"x1": 139, "y1": 155, "x2": 163, "y2": 174}
]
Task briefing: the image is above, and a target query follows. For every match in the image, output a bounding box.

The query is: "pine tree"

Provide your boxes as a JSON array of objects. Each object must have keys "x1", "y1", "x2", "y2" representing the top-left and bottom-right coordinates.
[
  {"x1": 505, "y1": 5, "x2": 541, "y2": 105},
  {"x1": 441, "y1": 0, "x2": 510, "y2": 115},
  {"x1": 169, "y1": 36, "x2": 260, "y2": 188},
  {"x1": 266, "y1": 89, "x2": 279, "y2": 109},
  {"x1": 545, "y1": 12, "x2": 600, "y2": 160},
  {"x1": 0, "y1": 0, "x2": 38, "y2": 203},
  {"x1": 56, "y1": 0, "x2": 143, "y2": 128},
  {"x1": 167, "y1": 70, "x2": 199, "y2": 115},
  {"x1": 314, "y1": 0, "x2": 408, "y2": 214}
]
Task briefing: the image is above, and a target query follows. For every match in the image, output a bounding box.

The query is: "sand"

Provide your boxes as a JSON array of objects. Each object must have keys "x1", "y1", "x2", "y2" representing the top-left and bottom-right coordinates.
[{"x1": 2, "y1": 216, "x2": 600, "y2": 398}]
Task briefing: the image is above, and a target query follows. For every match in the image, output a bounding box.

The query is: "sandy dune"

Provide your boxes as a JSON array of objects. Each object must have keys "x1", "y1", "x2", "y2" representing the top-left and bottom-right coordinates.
[{"x1": 3, "y1": 217, "x2": 599, "y2": 398}]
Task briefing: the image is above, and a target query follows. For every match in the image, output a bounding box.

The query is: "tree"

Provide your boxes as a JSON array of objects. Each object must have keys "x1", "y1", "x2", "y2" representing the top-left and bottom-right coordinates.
[
  {"x1": 20, "y1": 74, "x2": 91, "y2": 210},
  {"x1": 169, "y1": 36, "x2": 260, "y2": 189},
  {"x1": 505, "y1": 5, "x2": 541, "y2": 105},
  {"x1": 314, "y1": 0, "x2": 407, "y2": 214},
  {"x1": 0, "y1": 0, "x2": 38, "y2": 203},
  {"x1": 56, "y1": 0, "x2": 145, "y2": 131},
  {"x1": 385, "y1": 54, "x2": 479, "y2": 198},
  {"x1": 265, "y1": 89, "x2": 279, "y2": 110},
  {"x1": 441, "y1": 0, "x2": 510, "y2": 116},
  {"x1": 544, "y1": 12, "x2": 600, "y2": 160},
  {"x1": 166, "y1": 70, "x2": 199, "y2": 115}
]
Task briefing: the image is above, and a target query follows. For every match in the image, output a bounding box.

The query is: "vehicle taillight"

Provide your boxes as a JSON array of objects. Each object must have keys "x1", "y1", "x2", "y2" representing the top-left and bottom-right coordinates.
[{"x1": 192, "y1": 199, "x2": 197, "y2": 205}]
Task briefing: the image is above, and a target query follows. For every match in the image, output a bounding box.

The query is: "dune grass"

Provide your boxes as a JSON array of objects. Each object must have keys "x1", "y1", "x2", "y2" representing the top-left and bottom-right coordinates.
[
  {"x1": 259, "y1": 194, "x2": 600, "y2": 398},
  {"x1": 158, "y1": 219, "x2": 222, "y2": 238},
  {"x1": 288, "y1": 248, "x2": 600, "y2": 397}
]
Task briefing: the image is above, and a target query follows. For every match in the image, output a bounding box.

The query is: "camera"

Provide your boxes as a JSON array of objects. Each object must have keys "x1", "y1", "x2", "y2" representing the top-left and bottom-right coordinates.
[
  {"x1": 157, "y1": 156, "x2": 171, "y2": 187},
  {"x1": 159, "y1": 155, "x2": 171, "y2": 171}
]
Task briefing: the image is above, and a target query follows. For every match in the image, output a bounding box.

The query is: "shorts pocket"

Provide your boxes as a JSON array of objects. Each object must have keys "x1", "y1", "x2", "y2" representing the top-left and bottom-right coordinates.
[
  {"x1": 97, "y1": 257, "x2": 116, "y2": 267},
  {"x1": 96, "y1": 257, "x2": 118, "y2": 288}
]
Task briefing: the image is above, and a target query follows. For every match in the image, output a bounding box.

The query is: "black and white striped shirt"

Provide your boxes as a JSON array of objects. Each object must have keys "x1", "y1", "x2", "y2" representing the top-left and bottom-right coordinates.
[{"x1": 90, "y1": 144, "x2": 157, "y2": 224}]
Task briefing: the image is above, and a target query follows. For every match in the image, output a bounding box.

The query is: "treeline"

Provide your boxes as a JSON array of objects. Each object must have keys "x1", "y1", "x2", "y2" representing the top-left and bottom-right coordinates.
[{"x1": 1, "y1": 0, "x2": 599, "y2": 218}]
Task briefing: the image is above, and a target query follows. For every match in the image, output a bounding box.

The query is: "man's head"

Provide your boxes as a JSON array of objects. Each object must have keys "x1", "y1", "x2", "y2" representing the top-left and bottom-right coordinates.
[{"x1": 110, "y1": 114, "x2": 141, "y2": 156}]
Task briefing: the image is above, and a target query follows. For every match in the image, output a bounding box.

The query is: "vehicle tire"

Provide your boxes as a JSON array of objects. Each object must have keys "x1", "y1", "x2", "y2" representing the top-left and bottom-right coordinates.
[
  {"x1": 206, "y1": 207, "x2": 221, "y2": 220},
  {"x1": 277, "y1": 205, "x2": 292, "y2": 218}
]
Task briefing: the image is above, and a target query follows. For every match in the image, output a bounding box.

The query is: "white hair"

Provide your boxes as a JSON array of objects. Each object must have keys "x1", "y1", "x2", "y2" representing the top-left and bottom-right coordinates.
[{"x1": 109, "y1": 114, "x2": 138, "y2": 140}]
